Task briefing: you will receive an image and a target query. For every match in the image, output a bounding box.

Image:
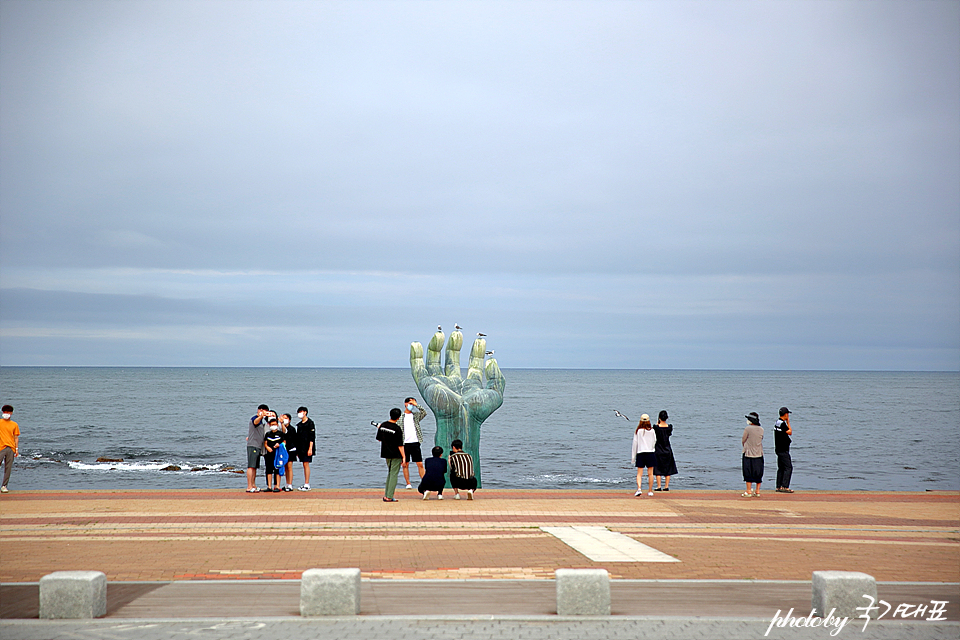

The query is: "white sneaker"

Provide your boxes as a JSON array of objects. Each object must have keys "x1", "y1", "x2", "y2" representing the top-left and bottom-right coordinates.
[
  {"x1": 405, "y1": 484, "x2": 413, "y2": 489},
  {"x1": 466, "y1": 489, "x2": 474, "y2": 500},
  {"x1": 634, "y1": 489, "x2": 642, "y2": 496},
  {"x1": 422, "y1": 492, "x2": 429, "y2": 500},
  {"x1": 454, "y1": 494, "x2": 461, "y2": 500},
  {"x1": 647, "y1": 492, "x2": 654, "y2": 497},
  {"x1": 298, "y1": 484, "x2": 311, "y2": 491},
  {"x1": 0, "y1": 486, "x2": 7, "y2": 493},
  {"x1": 438, "y1": 494, "x2": 444, "y2": 500}
]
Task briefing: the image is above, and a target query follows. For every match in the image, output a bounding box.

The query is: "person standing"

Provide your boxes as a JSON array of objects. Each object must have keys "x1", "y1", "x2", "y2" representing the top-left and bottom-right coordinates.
[
  {"x1": 742, "y1": 412, "x2": 764, "y2": 497},
  {"x1": 774, "y1": 407, "x2": 794, "y2": 493},
  {"x1": 246, "y1": 404, "x2": 269, "y2": 493},
  {"x1": 296, "y1": 406, "x2": 315, "y2": 491},
  {"x1": 632, "y1": 414, "x2": 657, "y2": 497},
  {"x1": 280, "y1": 414, "x2": 297, "y2": 491},
  {"x1": 376, "y1": 408, "x2": 405, "y2": 502},
  {"x1": 400, "y1": 397, "x2": 427, "y2": 489},
  {"x1": 652, "y1": 410, "x2": 678, "y2": 491},
  {"x1": 0, "y1": 405, "x2": 20, "y2": 493}
]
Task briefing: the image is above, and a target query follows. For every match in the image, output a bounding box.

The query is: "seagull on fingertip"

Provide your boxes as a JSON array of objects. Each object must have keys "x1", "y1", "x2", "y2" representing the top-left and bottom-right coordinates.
[
  {"x1": 485, "y1": 351, "x2": 495, "y2": 356},
  {"x1": 455, "y1": 324, "x2": 462, "y2": 330},
  {"x1": 477, "y1": 332, "x2": 487, "y2": 337},
  {"x1": 437, "y1": 325, "x2": 442, "y2": 332}
]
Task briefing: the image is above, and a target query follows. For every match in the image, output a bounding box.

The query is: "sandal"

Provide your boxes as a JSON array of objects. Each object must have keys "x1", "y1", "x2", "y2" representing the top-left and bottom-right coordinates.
[
  {"x1": 741, "y1": 492, "x2": 752, "y2": 497},
  {"x1": 246, "y1": 487, "x2": 261, "y2": 493}
]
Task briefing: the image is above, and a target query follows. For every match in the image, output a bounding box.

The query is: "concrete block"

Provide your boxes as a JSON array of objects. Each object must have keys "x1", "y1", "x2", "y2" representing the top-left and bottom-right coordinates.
[
  {"x1": 812, "y1": 570, "x2": 877, "y2": 618},
  {"x1": 556, "y1": 568, "x2": 610, "y2": 615},
  {"x1": 39, "y1": 571, "x2": 107, "y2": 619},
  {"x1": 300, "y1": 568, "x2": 361, "y2": 616}
]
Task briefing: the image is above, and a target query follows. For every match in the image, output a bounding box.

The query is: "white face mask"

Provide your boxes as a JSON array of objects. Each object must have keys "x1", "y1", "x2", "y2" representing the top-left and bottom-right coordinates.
[
  {"x1": 1, "y1": 413, "x2": 9, "y2": 420},
  {"x1": 281, "y1": 419, "x2": 289, "y2": 426},
  {"x1": 298, "y1": 413, "x2": 305, "y2": 419},
  {"x1": 269, "y1": 424, "x2": 279, "y2": 431}
]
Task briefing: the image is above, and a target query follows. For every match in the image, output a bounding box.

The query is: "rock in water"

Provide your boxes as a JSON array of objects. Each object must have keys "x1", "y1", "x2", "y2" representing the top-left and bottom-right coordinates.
[
  {"x1": 160, "y1": 465, "x2": 181, "y2": 471},
  {"x1": 96, "y1": 457, "x2": 123, "y2": 463}
]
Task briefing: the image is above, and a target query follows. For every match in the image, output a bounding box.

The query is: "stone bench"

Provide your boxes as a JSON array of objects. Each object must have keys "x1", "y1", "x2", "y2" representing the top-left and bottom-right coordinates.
[
  {"x1": 39, "y1": 571, "x2": 107, "y2": 619},
  {"x1": 300, "y1": 568, "x2": 361, "y2": 616},
  {"x1": 556, "y1": 568, "x2": 610, "y2": 615},
  {"x1": 812, "y1": 570, "x2": 878, "y2": 618}
]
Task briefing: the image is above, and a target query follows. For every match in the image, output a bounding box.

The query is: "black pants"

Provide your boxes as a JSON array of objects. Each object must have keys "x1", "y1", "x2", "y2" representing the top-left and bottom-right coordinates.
[
  {"x1": 776, "y1": 452, "x2": 793, "y2": 489},
  {"x1": 450, "y1": 473, "x2": 477, "y2": 491}
]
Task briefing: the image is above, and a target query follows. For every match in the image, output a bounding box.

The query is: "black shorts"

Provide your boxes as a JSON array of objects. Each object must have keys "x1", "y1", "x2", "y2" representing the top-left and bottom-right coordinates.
[
  {"x1": 404, "y1": 442, "x2": 423, "y2": 463},
  {"x1": 635, "y1": 452, "x2": 657, "y2": 468},
  {"x1": 297, "y1": 452, "x2": 313, "y2": 462}
]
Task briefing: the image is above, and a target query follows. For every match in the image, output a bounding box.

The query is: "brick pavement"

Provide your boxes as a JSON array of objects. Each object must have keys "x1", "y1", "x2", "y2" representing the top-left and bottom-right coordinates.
[{"x1": 1, "y1": 489, "x2": 957, "y2": 582}]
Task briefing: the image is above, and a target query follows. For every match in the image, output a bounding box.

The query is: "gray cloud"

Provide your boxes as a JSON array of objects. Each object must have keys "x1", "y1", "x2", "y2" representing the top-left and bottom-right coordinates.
[{"x1": 1, "y1": 1, "x2": 957, "y2": 368}]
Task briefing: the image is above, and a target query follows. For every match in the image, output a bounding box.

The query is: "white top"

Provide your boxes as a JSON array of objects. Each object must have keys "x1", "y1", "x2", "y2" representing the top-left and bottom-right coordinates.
[
  {"x1": 403, "y1": 413, "x2": 417, "y2": 444},
  {"x1": 636, "y1": 427, "x2": 656, "y2": 453}
]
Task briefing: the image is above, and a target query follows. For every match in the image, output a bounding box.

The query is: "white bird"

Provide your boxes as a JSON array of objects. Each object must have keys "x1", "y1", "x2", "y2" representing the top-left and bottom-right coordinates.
[
  {"x1": 455, "y1": 324, "x2": 462, "y2": 330},
  {"x1": 477, "y1": 332, "x2": 487, "y2": 337},
  {"x1": 614, "y1": 410, "x2": 630, "y2": 421},
  {"x1": 485, "y1": 350, "x2": 495, "y2": 356},
  {"x1": 437, "y1": 325, "x2": 442, "y2": 332}
]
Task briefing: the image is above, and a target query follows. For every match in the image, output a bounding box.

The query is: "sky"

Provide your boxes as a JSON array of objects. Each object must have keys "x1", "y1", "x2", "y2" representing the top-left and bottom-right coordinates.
[{"x1": 1, "y1": 0, "x2": 958, "y2": 370}]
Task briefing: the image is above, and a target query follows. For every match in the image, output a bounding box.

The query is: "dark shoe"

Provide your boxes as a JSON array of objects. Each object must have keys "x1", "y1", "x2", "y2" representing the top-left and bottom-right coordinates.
[
  {"x1": 382, "y1": 497, "x2": 399, "y2": 502},
  {"x1": 654, "y1": 487, "x2": 662, "y2": 492},
  {"x1": 272, "y1": 487, "x2": 281, "y2": 493},
  {"x1": 663, "y1": 487, "x2": 669, "y2": 491}
]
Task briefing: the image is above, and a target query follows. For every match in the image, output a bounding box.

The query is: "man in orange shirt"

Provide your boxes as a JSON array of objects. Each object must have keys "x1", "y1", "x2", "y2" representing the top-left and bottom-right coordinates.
[{"x1": 0, "y1": 404, "x2": 20, "y2": 493}]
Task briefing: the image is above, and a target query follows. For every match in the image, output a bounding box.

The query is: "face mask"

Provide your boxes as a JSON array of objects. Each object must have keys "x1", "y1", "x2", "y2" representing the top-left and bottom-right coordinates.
[
  {"x1": 269, "y1": 424, "x2": 279, "y2": 431},
  {"x1": 281, "y1": 419, "x2": 289, "y2": 425},
  {"x1": 1, "y1": 413, "x2": 9, "y2": 420},
  {"x1": 298, "y1": 413, "x2": 305, "y2": 419},
  {"x1": 406, "y1": 404, "x2": 415, "y2": 412}
]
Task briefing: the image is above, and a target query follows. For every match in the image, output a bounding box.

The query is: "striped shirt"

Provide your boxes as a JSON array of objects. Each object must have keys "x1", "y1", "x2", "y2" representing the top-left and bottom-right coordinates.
[{"x1": 449, "y1": 451, "x2": 474, "y2": 479}]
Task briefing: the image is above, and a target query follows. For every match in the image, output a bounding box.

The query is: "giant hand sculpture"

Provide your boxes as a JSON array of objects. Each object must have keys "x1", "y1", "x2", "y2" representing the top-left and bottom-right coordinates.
[{"x1": 410, "y1": 329, "x2": 505, "y2": 487}]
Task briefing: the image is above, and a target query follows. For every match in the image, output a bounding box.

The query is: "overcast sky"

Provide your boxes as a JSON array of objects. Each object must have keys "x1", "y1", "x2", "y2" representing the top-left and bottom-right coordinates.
[{"x1": 1, "y1": 0, "x2": 957, "y2": 370}]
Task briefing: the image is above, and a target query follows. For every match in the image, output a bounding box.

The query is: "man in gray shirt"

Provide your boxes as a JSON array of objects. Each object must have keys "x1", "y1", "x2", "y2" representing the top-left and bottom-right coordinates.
[{"x1": 246, "y1": 404, "x2": 269, "y2": 492}]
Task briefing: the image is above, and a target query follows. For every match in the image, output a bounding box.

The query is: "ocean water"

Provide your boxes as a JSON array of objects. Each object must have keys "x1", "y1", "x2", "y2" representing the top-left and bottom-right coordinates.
[{"x1": 0, "y1": 367, "x2": 957, "y2": 492}]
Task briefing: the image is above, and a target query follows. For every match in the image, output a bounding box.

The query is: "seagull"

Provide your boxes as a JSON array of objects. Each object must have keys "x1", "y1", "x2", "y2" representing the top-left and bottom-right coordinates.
[
  {"x1": 437, "y1": 325, "x2": 442, "y2": 332},
  {"x1": 614, "y1": 410, "x2": 630, "y2": 421},
  {"x1": 477, "y1": 332, "x2": 487, "y2": 337},
  {"x1": 485, "y1": 350, "x2": 495, "y2": 356},
  {"x1": 455, "y1": 324, "x2": 462, "y2": 330}
]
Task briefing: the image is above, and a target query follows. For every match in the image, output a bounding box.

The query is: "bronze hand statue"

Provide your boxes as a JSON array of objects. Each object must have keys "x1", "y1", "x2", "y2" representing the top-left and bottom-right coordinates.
[{"x1": 410, "y1": 329, "x2": 505, "y2": 487}]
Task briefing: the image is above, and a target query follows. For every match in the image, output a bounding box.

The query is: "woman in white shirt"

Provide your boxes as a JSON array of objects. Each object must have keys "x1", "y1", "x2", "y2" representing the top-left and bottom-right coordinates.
[{"x1": 631, "y1": 414, "x2": 657, "y2": 497}]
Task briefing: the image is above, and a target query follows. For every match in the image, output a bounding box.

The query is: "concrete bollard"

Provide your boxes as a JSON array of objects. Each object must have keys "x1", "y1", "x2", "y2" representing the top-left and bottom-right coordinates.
[
  {"x1": 556, "y1": 568, "x2": 610, "y2": 615},
  {"x1": 300, "y1": 568, "x2": 361, "y2": 616},
  {"x1": 812, "y1": 571, "x2": 878, "y2": 618},
  {"x1": 39, "y1": 571, "x2": 107, "y2": 619}
]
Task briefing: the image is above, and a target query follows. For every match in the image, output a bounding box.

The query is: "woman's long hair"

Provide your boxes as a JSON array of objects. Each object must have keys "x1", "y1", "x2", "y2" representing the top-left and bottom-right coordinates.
[{"x1": 636, "y1": 417, "x2": 652, "y2": 433}]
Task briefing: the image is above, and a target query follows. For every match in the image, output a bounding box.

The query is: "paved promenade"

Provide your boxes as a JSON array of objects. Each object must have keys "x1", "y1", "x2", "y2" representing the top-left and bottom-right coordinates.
[{"x1": 2, "y1": 489, "x2": 957, "y2": 639}]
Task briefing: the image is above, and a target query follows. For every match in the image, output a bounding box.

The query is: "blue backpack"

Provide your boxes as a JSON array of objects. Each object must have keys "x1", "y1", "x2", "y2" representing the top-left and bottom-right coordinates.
[{"x1": 274, "y1": 442, "x2": 289, "y2": 468}]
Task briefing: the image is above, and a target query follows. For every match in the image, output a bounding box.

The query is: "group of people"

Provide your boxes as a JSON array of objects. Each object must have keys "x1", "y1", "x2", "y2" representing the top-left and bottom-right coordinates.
[
  {"x1": 741, "y1": 407, "x2": 794, "y2": 497},
  {"x1": 375, "y1": 399, "x2": 478, "y2": 502},
  {"x1": 245, "y1": 404, "x2": 316, "y2": 493},
  {"x1": 631, "y1": 410, "x2": 679, "y2": 496},
  {"x1": 631, "y1": 407, "x2": 796, "y2": 497}
]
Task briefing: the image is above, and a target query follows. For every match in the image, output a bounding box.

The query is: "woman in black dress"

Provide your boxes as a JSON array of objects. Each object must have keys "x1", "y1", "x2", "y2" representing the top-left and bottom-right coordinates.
[{"x1": 653, "y1": 410, "x2": 678, "y2": 491}]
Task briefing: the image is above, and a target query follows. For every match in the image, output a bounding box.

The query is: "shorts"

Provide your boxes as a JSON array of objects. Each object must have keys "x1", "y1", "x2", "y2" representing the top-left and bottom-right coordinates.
[
  {"x1": 450, "y1": 473, "x2": 478, "y2": 491},
  {"x1": 297, "y1": 451, "x2": 314, "y2": 462},
  {"x1": 246, "y1": 446, "x2": 261, "y2": 469},
  {"x1": 403, "y1": 442, "x2": 423, "y2": 463},
  {"x1": 635, "y1": 452, "x2": 657, "y2": 468}
]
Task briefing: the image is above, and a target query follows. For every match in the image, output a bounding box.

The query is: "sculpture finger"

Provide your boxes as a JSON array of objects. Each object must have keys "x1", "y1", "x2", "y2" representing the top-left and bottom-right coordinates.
[
  {"x1": 426, "y1": 331, "x2": 444, "y2": 376},
  {"x1": 467, "y1": 388, "x2": 504, "y2": 422},
  {"x1": 444, "y1": 330, "x2": 464, "y2": 380},
  {"x1": 410, "y1": 342, "x2": 427, "y2": 388},
  {"x1": 466, "y1": 337, "x2": 486, "y2": 381},
  {"x1": 484, "y1": 358, "x2": 505, "y2": 395}
]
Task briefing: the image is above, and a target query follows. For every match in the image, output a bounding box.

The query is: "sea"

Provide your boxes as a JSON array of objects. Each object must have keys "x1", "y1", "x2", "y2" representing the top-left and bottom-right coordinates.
[{"x1": 0, "y1": 367, "x2": 957, "y2": 492}]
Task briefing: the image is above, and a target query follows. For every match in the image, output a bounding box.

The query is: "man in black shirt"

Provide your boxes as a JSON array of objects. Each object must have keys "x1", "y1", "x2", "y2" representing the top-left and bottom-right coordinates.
[
  {"x1": 296, "y1": 406, "x2": 316, "y2": 491},
  {"x1": 774, "y1": 407, "x2": 794, "y2": 493},
  {"x1": 376, "y1": 408, "x2": 405, "y2": 502}
]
